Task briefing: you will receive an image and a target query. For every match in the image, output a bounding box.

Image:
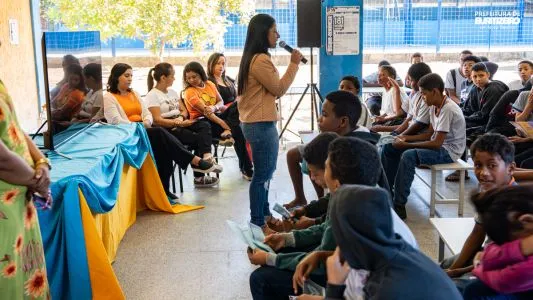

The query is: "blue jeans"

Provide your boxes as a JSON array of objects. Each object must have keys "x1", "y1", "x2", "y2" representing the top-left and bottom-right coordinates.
[
  {"x1": 381, "y1": 144, "x2": 453, "y2": 206},
  {"x1": 241, "y1": 122, "x2": 279, "y2": 226}
]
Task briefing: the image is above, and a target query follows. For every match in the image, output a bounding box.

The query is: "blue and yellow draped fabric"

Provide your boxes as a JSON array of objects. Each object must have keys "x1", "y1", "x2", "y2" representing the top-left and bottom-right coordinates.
[{"x1": 37, "y1": 123, "x2": 203, "y2": 299}]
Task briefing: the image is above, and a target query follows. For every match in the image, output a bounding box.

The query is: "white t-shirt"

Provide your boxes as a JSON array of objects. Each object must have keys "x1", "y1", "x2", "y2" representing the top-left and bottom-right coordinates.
[
  {"x1": 343, "y1": 208, "x2": 418, "y2": 300},
  {"x1": 401, "y1": 90, "x2": 430, "y2": 126},
  {"x1": 445, "y1": 68, "x2": 468, "y2": 97},
  {"x1": 144, "y1": 88, "x2": 181, "y2": 118},
  {"x1": 79, "y1": 89, "x2": 103, "y2": 120},
  {"x1": 507, "y1": 80, "x2": 525, "y2": 91},
  {"x1": 430, "y1": 98, "x2": 466, "y2": 161},
  {"x1": 380, "y1": 87, "x2": 409, "y2": 117},
  {"x1": 511, "y1": 91, "x2": 533, "y2": 121}
]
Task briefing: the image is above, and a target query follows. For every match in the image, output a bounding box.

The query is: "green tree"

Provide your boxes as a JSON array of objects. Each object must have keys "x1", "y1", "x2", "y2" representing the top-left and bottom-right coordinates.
[{"x1": 43, "y1": 0, "x2": 254, "y2": 60}]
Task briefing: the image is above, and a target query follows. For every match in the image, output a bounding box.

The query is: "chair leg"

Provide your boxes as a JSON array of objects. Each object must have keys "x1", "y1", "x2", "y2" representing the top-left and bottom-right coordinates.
[
  {"x1": 430, "y1": 170, "x2": 437, "y2": 217},
  {"x1": 459, "y1": 170, "x2": 465, "y2": 217},
  {"x1": 171, "y1": 163, "x2": 176, "y2": 194},
  {"x1": 213, "y1": 143, "x2": 219, "y2": 179},
  {"x1": 221, "y1": 146, "x2": 227, "y2": 157},
  {"x1": 178, "y1": 166, "x2": 184, "y2": 194}
]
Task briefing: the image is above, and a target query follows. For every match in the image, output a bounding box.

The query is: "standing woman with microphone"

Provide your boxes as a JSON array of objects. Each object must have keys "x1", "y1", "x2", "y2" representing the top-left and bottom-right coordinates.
[{"x1": 237, "y1": 13, "x2": 303, "y2": 234}]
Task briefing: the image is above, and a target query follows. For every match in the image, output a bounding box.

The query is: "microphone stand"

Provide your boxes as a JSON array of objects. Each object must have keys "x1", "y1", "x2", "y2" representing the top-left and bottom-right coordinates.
[{"x1": 279, "y1": 47, "x2": 323, "y2": 140}]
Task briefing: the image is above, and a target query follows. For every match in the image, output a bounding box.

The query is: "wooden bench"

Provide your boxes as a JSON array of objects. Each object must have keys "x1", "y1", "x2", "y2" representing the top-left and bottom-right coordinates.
[
  {"x1": 416, "y1": 159, "x2": 474, "y2": 217},
  {"x1": 430, "y1": 217, "x2": 475, "y2": 261}
]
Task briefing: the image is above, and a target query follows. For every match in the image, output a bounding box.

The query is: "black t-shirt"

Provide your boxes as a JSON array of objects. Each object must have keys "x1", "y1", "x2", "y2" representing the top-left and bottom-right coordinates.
[
  {"x1": 217, "y1": 84, "x2": 236, "y2": 105},
  {"x1": 209, "y1": 76, "x2": 237, "y2": 105}
]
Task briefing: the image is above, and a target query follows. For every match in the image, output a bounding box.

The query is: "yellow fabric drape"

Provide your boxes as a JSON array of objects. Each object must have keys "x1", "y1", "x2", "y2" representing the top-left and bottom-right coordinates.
[{"x1": 80, "y1": 155, "x2": 203, "y2": 298}]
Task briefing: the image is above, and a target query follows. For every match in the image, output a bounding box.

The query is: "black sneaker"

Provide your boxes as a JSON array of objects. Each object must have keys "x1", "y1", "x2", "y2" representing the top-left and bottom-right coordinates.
[
  {"x1": 242, "y1": 170, "x2": 253, "y2": 181},
  {"x1": 192, "y1": 159, "x2": 223, "y2": 174},
  {"x1": 394, "y1": 204, "x2": 407, "y2": 220}
]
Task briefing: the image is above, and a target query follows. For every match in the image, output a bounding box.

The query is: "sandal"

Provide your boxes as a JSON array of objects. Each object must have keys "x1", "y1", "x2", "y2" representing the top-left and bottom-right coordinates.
[
  {"x1": 219, "y1": 137, "x2": 235, "y2": 147},
  {"x1": 221, "y1": 130, "x2": 232, "y2": 140},
  {"x1": 265, "y1": 215, "x2": 286, "y2": 232},
  {"x1": 445, "y1": 170, "x2": 470, "y2": 182},
  {"x1": 283, "y1": 199, "x2": 307, "y2": 210},
  {"x1": 261, "y1": 224, "x2": 278, "y2": 236}
]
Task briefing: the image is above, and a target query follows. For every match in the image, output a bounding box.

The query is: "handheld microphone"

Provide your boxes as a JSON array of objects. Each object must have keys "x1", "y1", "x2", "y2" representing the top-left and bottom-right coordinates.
[{"x1": 279, "y1": 41, "x2": 308, "y2": 64}]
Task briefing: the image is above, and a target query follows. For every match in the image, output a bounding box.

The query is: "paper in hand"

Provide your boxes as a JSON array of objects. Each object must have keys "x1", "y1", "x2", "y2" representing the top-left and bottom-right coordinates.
[
  {"x1": 226, "y1": 220, "x2": 274, "y2": 253},
  {"x1": 376, "y1": 135, "x2": 396, "y2": 147},
  {"x1": 303, "y1": 279, "x2": 326, "y2": 296}
]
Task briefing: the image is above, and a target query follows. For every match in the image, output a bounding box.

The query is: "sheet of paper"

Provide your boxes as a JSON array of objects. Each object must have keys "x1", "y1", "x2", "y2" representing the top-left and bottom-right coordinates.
[
  {"x1": 248, "y1": 222, "x2": 274, "y2": 253},
  {"x1": 303, "y1": 279, "x2": 326, "y2": 296},
  {"x1": 377, "y1": 135, "x2": 396, "y2": 147},
  {"x1": 226, "y1": 220, "x2": 274, "y2": 253},
  {"x1": 326, "y1": 6, "x2": 360, "y2": 55},
  {"x1": 510, "y1": 121, "x2": 533, "y2": 138},
  {"x1": 227, "y1": 220, "x2": 255, "y2": 249}
]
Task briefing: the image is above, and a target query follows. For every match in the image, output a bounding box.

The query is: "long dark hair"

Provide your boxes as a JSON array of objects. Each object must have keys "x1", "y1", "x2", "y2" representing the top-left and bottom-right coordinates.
[
  {"x1": 237, "y1": 14, "x2": 276, "y2": 95},
  {"x1": 107, "y1": 63, "x2": 132, "y2": 94},
  {"x1": 182, "y1": 62, "x2": 208, "y2": 89},
  {"x1": 471, "y1": 185, "x2": 533, "y2": 244},
  {"x1": 207, "y1": 53, "x2": 226, "y2": 79},
  {"x1": 66, "y1": 64, "x2": 86, "y2": 92},
  {"x1": 147, "y1": 62, "x2": 174, "y2": 91},
  {"x1": 207, "y1": 53, "x2": 236, "y2": 96}
]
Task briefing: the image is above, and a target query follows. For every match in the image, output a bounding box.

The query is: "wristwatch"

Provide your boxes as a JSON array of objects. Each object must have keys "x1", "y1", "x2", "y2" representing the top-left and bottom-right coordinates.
[{"x1": 35, "y1": 157, "x2": 52, "y2": 170}]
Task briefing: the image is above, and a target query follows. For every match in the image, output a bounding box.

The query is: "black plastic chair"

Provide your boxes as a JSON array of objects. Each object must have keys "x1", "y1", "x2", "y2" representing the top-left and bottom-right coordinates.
[{"x1": 170, "y1": 139, "x2": 221, "y2": 193}]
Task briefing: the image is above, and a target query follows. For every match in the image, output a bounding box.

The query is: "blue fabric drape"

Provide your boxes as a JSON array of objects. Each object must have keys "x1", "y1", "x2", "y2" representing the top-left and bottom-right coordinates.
[{"x1": 37, "y1": 123, "x2": 152, "y2": 300}]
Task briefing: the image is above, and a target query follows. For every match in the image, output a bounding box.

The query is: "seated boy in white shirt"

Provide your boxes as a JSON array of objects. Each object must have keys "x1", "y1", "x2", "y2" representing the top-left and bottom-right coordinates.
[
  {"x1": 445, "y1": 50, "x2": 473, "y2": 104},
  {"x1": 381, "y1": 73, "x2": 466, "y2": 219},
  {"x1": 371, "y1": 62, "x2": 431, "y2": 135},
  {"x1": 507, "y1": 60, "x2": 533, "y2": 91},
  {"x1": 372, "y1": 65, "x2": 409, "y2": 127}
]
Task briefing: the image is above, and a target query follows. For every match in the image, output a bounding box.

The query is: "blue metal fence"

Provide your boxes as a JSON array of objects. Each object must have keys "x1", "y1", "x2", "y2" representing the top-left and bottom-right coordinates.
[
  {"x1": 91, "y1": 0, "x2": 533, "y2": 53},
  {"x1": 363, "y1": 0, "x2": 533, "y2": 52}
]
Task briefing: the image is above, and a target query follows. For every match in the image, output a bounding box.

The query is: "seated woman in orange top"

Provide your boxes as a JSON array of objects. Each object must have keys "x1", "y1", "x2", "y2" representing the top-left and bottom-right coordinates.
[
  {"x1": 182, "y1": 62, "x2": 235, "y2": 147},
  {"x1": 103, "y1": 63, "x2": 223, "y2": 198},
  {"x1": 183, "y1": 62, "x2": 254, "y2": 181},
  {"x1": 51, "y1": 64, "x2": 86, "y2": 130}
]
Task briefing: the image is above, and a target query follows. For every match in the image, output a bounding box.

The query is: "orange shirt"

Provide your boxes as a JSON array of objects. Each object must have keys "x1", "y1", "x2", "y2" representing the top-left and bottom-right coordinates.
[
  {"x1": 52, "y1": 84, "x2": 85, "y2": 121},
  {"x1": 113, "y1": 92, "x2": 142, "y2": 122},
  {"x1": 183, "y1": 81, "x2": 218, "y2": 120}
]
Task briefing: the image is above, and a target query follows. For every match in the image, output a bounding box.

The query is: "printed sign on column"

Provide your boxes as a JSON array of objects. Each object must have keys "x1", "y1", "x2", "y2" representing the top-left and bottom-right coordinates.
[{"x1": 326, "y1": 6, "x2": 360, "y2": 55}]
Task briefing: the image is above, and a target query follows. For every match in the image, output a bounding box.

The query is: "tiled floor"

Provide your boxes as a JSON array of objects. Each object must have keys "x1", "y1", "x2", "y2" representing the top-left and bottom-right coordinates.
[{"x1": 112, "y1": 144, "x2": 479, "y2": 300}]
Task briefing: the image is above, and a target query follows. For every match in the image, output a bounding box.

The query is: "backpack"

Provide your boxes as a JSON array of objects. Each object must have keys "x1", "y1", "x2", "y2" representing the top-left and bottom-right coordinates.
[
  {"x1": 445, "y1": 68, "x2": 457, "y2": 97},
  {"x1": 450, "y1": 68, "x2": 457, "y2": 89}
]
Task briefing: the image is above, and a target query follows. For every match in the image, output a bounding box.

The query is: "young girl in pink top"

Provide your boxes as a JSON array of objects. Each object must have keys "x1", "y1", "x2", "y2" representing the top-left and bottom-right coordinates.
[{"x1": 465, "y1": 185, "x2": 533, "y2": 299}]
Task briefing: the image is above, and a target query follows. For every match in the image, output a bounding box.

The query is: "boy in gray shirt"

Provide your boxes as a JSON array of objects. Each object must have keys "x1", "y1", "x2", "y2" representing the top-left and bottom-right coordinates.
[
  {"x1": 381, "y1": 73, "x2": 466, "y2": 219},
  {"x1": 445, "y1": 50, "x2": 473, "y2": 104}
]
